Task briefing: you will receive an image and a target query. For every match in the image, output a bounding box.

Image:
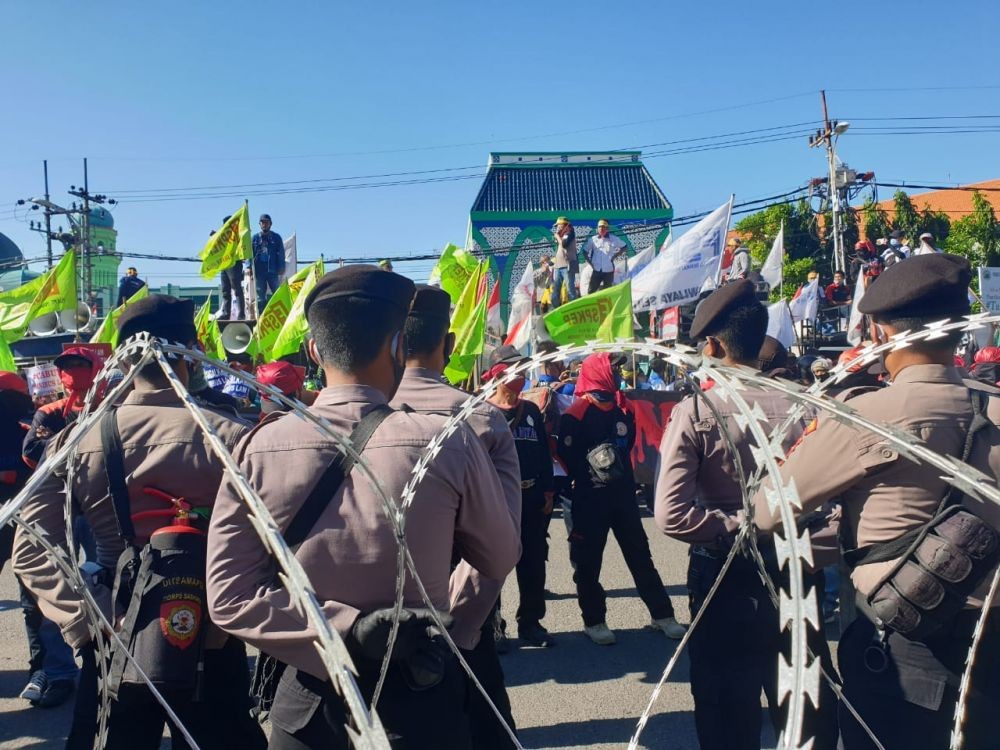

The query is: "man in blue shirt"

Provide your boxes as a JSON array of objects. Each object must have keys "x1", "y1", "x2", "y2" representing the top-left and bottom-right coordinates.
[
  {"x1": 116, "y1": 267, "x2": 146, "y2": 307},
  {"x1": 249, "y1": 214, "x2": 285, "y2": 313}
]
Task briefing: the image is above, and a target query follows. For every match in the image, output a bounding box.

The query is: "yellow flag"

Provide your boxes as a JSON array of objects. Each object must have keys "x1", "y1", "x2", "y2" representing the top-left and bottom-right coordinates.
[
  {"x1": 430, "y1": 243, "x2": 479, "y2": 304},
  {"x1": 287, "y1": 259, "x2": 324, "y2": 300},
  {"x1": 195, "y1": 295, "x2": 226, "y2": 360},
  {"x1": 91, "y1": 284, "x2": 149, "y2": 348},
  {"x1": 271, "y1": 264, "x2": 320, "y2": 359},
  {"x1": 0, "y1": 251, "x2": 77, "y2": 342},
  {"x1": 443, "y1": 261, "x2": 487, "y2": 384},
  {"x1": 248, "y1": 280, "x2": 293, "y2": 361},
  {"x1": 0, "y1": 336, "x2": 15, "y2": 372},
  {"x1": 199, "y1": 204, "x2": 252, "y2": 280}
]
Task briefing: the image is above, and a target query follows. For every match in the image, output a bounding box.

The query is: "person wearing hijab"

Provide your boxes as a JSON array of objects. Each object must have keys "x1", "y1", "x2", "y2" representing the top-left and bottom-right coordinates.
[{"x1": 556, "y1": 352, "x2": 685, "y2": 645}]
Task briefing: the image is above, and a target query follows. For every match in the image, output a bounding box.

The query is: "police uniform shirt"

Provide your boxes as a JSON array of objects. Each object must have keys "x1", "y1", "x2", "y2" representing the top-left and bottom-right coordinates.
[
  {"x1": 655, "y1": 381, "x2": 810, "y2": 547},
  {"x1": 390, "y1": 366, "x2": 521, "y2": 649},
  {"x1": 206, "y1": 384, "x2": 521, "y2": 678},
  {"x1": 557, "y1": 401, "x2": 635, "y2": 493},
  {"x1": 13, "y1": 388, "x2": 248, "y2": 649},
  {"x1": 753, "y1": 364, "x2": 1000, "y2": 605}
]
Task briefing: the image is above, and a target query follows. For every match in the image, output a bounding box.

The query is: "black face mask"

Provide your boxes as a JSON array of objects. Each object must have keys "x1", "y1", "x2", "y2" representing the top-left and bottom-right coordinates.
[{"x1": 386, "y1": 331, "x2": 406, "y2": 402}]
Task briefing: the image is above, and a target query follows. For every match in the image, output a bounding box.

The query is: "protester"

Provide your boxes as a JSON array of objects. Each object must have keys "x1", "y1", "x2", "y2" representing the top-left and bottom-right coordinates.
[
  {"x1": 13, "y1": 295, "x2": 267, "y2": 749},
  {"x1": 551, "y1": 217, "x2": 579, "y2": 308},
  {"x1": 581, "y1": 219, "x2": 626, "y2": 293},
  {"x1": 825, "y1": 270, "x2": 852, "y2": 307},
  {"x1": 256, "y1": 360, "x2": 317, "y2": 417},
  {"x1": 969, "y1": 345, "x2": 1000, "y2": 386},
  {"x1": 655, "y1": 280, "x2": 838, "y2": 750},
  {"x1": 726, "y1": 237, "x2": 751, "y2": 281},
  {"x1": 116, "y1": 267, "x2": 146, "y2": 307},
  {"x1": 882, "y1": 229, "x2": 910, "y2": 266},
  {"x1": 207, "y1": 266, "x2": 520, "y2": 749},
  {"x1": 535, "y1": 255, "x2": 554, "y2": 313},
  {"x1": 753, "y1": 253, "x2": 1000, "y2": 749},
  {"x1": 556, "y1": 352, "x2": 685, "y2": 645},
  {"x1": 647, "y1": 358, "x2": 669, "y2": 390},
  {"x1": 377, "y1": 259, "x2": 393, "y2": 271},
  {"x1": 913, "y1": 231, "x2": 941, "y2": 255},
  {"x1": 484, "y1": 347, "x2": 556, "y2": 650},
  {"x1": 249, "y1": 213, "x2": 285, "y2": 313},
  {"x1": 391, "y1": 286, "x2": 521, "y2": 749},
  {"x1": 214, "y1": 217, "x2": 246, "y2": 320},
  {"x1": 811, "y1": 357, "x2": 833, "y2": 383}
]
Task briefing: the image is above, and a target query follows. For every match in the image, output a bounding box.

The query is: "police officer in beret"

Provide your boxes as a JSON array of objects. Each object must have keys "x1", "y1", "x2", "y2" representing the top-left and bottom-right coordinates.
[
  {"x1": 754, "y1": 254, "x2": 1000, "y2": 749},
  {"x1": 390, "y1": 285, "x2": 522, "y2": 749},
  {"x1": 206, "y1": 266, "x2": 520, "y2": 749},
  {"x1": 654, "y1": 280, "x2": 838, "y2": 750},
  {"x1": 13, "y1": 295, "x2": 266, "y2": 749}
]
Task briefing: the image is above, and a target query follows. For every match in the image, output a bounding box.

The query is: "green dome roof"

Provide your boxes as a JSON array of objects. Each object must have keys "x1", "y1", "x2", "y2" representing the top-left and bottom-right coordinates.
[
  {"x1": 0, "y1": 231, "x2": 23, "y2": 265},
  {"x1": 88, "y1": 207, "x2": 114, "y2": 229}
]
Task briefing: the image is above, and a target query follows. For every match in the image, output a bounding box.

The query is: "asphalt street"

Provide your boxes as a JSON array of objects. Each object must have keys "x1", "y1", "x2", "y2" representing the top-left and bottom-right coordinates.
[{"x1": 0, "y1": 507, "x2": 783, "y2": 749}]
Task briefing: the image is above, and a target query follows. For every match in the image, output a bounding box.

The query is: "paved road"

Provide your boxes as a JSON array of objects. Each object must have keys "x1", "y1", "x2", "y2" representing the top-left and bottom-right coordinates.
[{"x1": 0, "y1": 507, "x2": 783, "y2": 749}]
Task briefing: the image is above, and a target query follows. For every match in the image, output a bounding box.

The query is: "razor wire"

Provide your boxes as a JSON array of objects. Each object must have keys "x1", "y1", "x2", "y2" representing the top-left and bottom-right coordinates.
[{"x1": 3, "y1": 319, "x2": 999, "y2": 750}]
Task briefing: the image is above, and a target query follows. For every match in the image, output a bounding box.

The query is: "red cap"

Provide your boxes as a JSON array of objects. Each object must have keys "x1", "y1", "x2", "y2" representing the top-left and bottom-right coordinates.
[
  {"x1": 54, "y1": 345, "x2": 104, "y2": 371},
  {"x1": 0, "y1": 371, "x2": 29, "y2": 394},
  {"x1": 256, "y1": 361, "x2": 306, "y2": 396}
]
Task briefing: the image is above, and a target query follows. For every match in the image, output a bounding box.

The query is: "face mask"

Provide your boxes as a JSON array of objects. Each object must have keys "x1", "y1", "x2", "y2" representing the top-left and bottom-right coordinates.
[
  {"x1": 505, "y1": 376, "x2": 526, "y2": 394},
  {"x1": 889, "y1": 239, "x2": 900, "y2": 247},
  {"x1": 387, "y1": 331, "x2": 406, "y2": 401},
  {"x1": 59, "y1": 365, "x2": 95, "y2": 394},
  {"x1": 188, "y1": 364, "x2": 207, "y2": 392}
]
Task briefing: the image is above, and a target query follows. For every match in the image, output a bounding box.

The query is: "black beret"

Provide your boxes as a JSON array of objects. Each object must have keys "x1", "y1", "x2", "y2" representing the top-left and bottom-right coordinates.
[
  {"x1": 690, "y1": 280, "x2": 758, "y2": 339},
  {"x1": 408, "y1": 284, "x2": 451, "y2": 322},
  {"x1": 116, "y1": 294, "x2": 197, "y2": 347},
  {"x1": 858, "y1": 253, "x2": 971, "y2": 319},
  {"x1": 304, "y1": 265, "x2": 415, "y2": 320},
  {"x1": 488, "y1": 344, "x2": 525, "y2": 367}
]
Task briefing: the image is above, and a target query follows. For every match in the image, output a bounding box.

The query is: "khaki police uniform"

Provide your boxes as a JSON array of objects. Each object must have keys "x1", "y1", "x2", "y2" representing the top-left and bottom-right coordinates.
[{"x1": 206, "y1": 384, "x2": 520, "y2": 749}]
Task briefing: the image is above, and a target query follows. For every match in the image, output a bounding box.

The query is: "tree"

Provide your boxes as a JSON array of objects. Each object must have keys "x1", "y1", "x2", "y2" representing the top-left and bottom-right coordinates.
[
  {"x1": 734, "y1": 200, "x2": 821, "y2": 299},
  {"x1": 861, "y1": 198, "x2": 891, "y2": 240},
  {"x1": 945, "y1": 191, "x2": 1000, "y2": 269},
  {"x1": 891, "y1": 190, "x2": 921, "y2": 242}
]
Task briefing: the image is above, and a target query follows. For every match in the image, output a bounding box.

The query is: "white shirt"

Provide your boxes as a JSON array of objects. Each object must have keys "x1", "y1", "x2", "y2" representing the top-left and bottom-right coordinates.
[
  {"x1": 583, "y1": 232, "x2": 626, "y2": 273},
  {"x1": 912, "y1": 241, "x2": 940, "y2": 256}
]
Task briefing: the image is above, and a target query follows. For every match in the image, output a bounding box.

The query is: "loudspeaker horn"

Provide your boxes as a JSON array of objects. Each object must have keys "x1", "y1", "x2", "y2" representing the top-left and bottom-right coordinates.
[
  {"x1": 58, "y1": 302, "x2": 93, "y2": 333},
  {"x1": 221, "y1": 322, "x2": 254, "y2": 354},
  {"x1": 27, "y1": 312, "x2": 60, "y2": 336}
]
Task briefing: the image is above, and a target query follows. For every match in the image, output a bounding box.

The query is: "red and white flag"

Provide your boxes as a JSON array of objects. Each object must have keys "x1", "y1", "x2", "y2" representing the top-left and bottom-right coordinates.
[
  {"x1": 846, "y1": 270, "x2": 867, "y2": 345},
  {"x1": 486, "y1": 280, "x2": 502, "y2": 335}
]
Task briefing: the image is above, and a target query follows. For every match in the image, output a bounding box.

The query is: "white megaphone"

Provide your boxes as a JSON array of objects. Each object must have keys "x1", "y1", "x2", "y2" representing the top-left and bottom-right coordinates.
[
  {"x1": 221, "y1": 322, "x2": 254, "y2": 354},
  {"x1": 58, "y1": 303, "x2": 93, "y2": 333},
  {"x1": 27, "y1": 312, "x2": 60, "y2": 336}
]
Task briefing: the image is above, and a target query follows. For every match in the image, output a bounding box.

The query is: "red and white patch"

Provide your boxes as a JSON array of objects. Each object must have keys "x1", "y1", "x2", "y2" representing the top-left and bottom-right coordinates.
[{"x1": 160, "y1": 599, "x2": 202, "y2": 650}]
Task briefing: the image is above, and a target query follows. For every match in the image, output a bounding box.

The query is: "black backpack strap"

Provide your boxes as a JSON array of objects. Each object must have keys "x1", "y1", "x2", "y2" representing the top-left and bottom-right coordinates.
[
  {"x1": 282, "y1": 404, "x2": 393, "y2": 549},
  {"x1": 101, "y1": 408, "x2": 136, "y2": 544}
]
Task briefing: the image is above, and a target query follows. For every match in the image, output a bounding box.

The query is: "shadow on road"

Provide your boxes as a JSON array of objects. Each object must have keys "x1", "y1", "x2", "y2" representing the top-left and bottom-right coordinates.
[
  {"x1": 0, "y1": 669, "x2": 72, "y2": 749},
  {"x1": 518, "y1": 711, "x2": 696, "y2": 749}
]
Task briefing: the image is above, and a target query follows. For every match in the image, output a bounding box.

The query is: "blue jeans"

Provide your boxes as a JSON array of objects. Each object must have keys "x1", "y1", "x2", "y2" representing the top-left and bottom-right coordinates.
[
  {"x1": 19, "y1": 579, "x2": 79, "y2": 682},
  {"x1": 551, "y1": 267, "x2": 578, "y2": 308},
  {"x1": 253, "y1": 268, "x2": 281, "y2": 314}
]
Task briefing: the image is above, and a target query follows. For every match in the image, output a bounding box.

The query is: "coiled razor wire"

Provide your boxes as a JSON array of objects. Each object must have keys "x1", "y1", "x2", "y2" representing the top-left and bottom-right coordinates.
[{"x1": 2, "y1": 317, "x2": 998, "y2": 750}]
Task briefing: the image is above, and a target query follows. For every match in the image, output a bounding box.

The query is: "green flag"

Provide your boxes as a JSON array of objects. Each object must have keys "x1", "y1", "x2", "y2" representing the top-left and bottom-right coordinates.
[
  {"x1": 90, "y1": 284, "x2": 149, "y2": 348},
  {"x1": 195, "y1": 295, "x2": 226, "y2": 360},
  {"x1": 443, "y1": 262, "x2": 488, "y2": 384},
  {"x1": 270, "y1": 264, "x2": 320, "y2": 359},
  {"x1": 543, "y1": 280, "x2": 634, "y2": 345},
  {"x1": 0, "y1": 336, "x2": 15, "y2": 372},
  {"x1": 430, "y1": 243, "x2": 479, "y2": 304},
  {"x1": 248, "y1": 280, "x2": 293, "y2": 360},
  {"x1": 199, "y1": 204, "x2": 252, "y2": 280},
  {"x1": 0, "y1": 251, "x2": 78, "y2": 342},
  {"x1": 287, "y1": 259, "x2": 324, "y2": 299}
]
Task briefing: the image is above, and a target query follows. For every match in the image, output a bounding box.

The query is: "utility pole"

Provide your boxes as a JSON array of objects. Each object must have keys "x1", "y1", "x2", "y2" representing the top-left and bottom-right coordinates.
[
  {"x1": 43, "y1": 161, "x2": 53, "y2": 269},
  {"x1": 68, "y1": 158, "x2": 115, "y2": 306},
  {"x1": 808, "y1": 90, "x2": 850, "y2": 274}
]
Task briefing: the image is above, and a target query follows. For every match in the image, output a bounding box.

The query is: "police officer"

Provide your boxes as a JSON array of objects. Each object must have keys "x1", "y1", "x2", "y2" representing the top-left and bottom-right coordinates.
[
  {"x1": 390, "y1": 285, "x2": 522, "y2": 749},
  {"x1": 754, "y1": 254, "x2": 1000, "y2": 750},
  {"x1": 13, "y1": 295, "x2": 266, "y2": 749},
  {"x1": 557, "y1": 352, "x2": 685, "y2": 645},
  {"x1": 484, "y1": 345, "x2": 556, "y2": 647},
  {"x1": 206, "y1": 266, "x2": 520, "y2": 750},
  {"x1": 654, "y1": 280, "x2": 838, "y2": 750}
]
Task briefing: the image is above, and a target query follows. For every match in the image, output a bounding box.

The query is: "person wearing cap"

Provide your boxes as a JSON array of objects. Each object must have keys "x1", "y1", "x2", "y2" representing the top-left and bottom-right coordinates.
[
  {"x1": 882, "y1": 229, "x2": 910, "y2": 267},
  {"x1": 249, "y1": 213, "x2": 286, "y2": 313},
  {"x1": 810, "y1": 357, "x2": 833, "y2": 383},
  {"x1": 256, "y1": 360, "x2": 317, "y2": 418},
  {"x1": 116, "y1": 266, "x2": 146, "y2": 307},
  {"x1": 22, "y1": 346, "x2": 106, "y2": 469},
  {"x1": 913, "y1": 231, "x2": 941, "y2": 256},
  {"x1": 388, "y1": 286, "x2": 521, "y2": 747},
  {"x1": 655, "y1": 280, "x2": 838, "y2": 750},
  {"x1": 556, "y1": 352, "x2": 685, "y2": 645},
  {"x1": 551, "y1": 217, "x2": 580, "y2": 307},
  {"x1": 726, "y1": 237, "x2": 751, "y2": 282},
  {"x1": 753, "y1": 253, "x2": 1000, "y2": 749},
  {"x1": 581, "y1": 219, "x2": 627, "y2": 294},
  {"x1": 377, "y1": 259, "x2": 393, "y2": 272},
  {"x1": 206, "y1": 266, "x2": 519, "y2": 749},
  {"x1": 484, "y1": 345, "x2": 557, "y2": 651},
  {"x1": 12, "y1": 295, "x2": 266, "y2": 749}
]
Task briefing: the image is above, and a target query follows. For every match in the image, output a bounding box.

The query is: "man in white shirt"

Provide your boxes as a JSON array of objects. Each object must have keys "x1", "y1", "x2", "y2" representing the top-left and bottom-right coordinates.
[
  {"x1": 582, "y1": 219, "x2": 626, "y2": 293},
  {"x1": 913, "y1": 231, "x2": 941, "y2": 255}
]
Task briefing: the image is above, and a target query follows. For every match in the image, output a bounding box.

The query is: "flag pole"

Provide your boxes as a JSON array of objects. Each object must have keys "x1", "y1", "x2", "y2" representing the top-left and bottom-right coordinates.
[
  {"x1": 714, "y1": 194, "x2": 736, "y2": 285},
  {"x1": 779, "y1": 220, "x2": 784, "y2": 300}
]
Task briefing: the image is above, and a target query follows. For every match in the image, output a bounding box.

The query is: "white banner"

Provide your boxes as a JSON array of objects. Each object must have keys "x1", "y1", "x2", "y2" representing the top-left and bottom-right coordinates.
[
  {"x1": 978, "y1": 267, "x2": 1000, "y2": 313},
  {"x1": 284, "y1": 233, "x2": 297, "y2": 275},
  {"x1": 614, "y1": 244, "x2": 657, "y2": 284},
  {"x1": 788, "y1": 279, "x2": 821, "y2": 323},
  {"x1": 630, "y1": 198, "x2": 732, "y2": 313},
  {"x1": 760, "y1": 222, "x2": 783, "y2": 290},
  {"x1": 767, "y1": 301, "x2": 796, "y2": 348},
  {"x1": 846, "y1": 270, "x2": 867, "y2": 345}
]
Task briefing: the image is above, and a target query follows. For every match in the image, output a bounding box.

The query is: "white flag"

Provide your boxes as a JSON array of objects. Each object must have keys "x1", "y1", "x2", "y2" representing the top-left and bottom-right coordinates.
[
  {"x1": 511, "y1": 261, "x2": 535, "y2": 301},
  {"x1": 846, "y1": 270, "x2": 867, "y2": 345},
  {"x1": 631, "y1": 198, "x2": 733, "y2": 313},
  {"x1": 615, "y1": 244, "x2": 656, "y2": 284},
  {"x1": 788, "y1": 279, "x2": 820, "y2": 323},
  {"x1": 284, "y1": 233, "x2": 297, "y2": 276},
  {"x1": 579, "y1": 263, "x2": 593, "y2": 297},
  {"x1": 767, "y1": 301, "x2": 796, "y2": 348},
  {"x1": 760, "y1": 222, "x2": 783, "y2": 290}
]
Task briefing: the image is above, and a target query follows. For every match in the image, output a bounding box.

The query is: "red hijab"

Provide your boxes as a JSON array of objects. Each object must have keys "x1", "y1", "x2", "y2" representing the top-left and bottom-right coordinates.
[{"x1": 575, "y1": 353, "x2": 628, "y2": 411}]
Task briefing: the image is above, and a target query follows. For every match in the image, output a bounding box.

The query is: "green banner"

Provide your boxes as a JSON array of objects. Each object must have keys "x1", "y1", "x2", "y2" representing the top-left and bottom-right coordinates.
[
  {"x1": 0, "y1": 336, "x2": 15, "y2": 372},
  {"x1": 271, "y1": 264, "x2": 320, "y2": 359},
  {"x1": 249, "y1": 280, "x2": 292, "y2": 360},
  {"x1": 543, "y1": 280, "x2": 634, "y2": 345},
  {"x1": 91, "y1": 284, "x2": 149, "y2": 348},
  {"x1": 430, "y1": 243, "x2": 479, "y2": 304}
]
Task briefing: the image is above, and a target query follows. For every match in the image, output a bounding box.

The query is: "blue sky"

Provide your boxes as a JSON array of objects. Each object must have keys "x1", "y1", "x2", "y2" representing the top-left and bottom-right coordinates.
[{"x1": 2, "y1": 0, "x2": 998, "y2": 287}]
